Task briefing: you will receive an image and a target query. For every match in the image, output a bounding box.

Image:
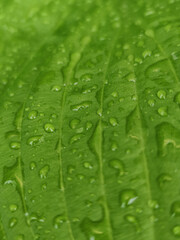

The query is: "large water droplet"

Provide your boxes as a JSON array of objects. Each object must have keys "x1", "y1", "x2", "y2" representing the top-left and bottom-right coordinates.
[
  {"x1": 157, "y1": 107, "x2": 168, "y2": 116},
  {"x1": 27, "y1": 135, "x2": 43, "y2": 146},
  {"x1": 9, "y1": 204, "x2": 18, "y2": 212}
]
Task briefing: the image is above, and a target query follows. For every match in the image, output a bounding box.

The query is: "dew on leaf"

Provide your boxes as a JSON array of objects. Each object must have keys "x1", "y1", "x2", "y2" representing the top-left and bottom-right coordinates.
[
  {"x1": 76, "y1": 174, "x2": 85, "y2": 180},
  {"x1": 44, "y1": 123, "x2": 55, "y2": 133},
  {"x1": 174, "y1": 92, "x2": 180, "y2": 105},
  {"x1": 28, "y1": 110, "x2": 38, "y2": 120},
  {"x1": 148, "y1": 99, "x2": 155, "y2": 107},
  {"x1": 80, "y1": 73, "x2": 92, "y2": 82},
  {"x1": 109, "y1": 159, "x2": 124, "y2": 176},
  {"x1": 83, "y1": 162, "x2": 93, "y2": 169},
  {"x1": 111, "y1": 142, "x2": 118, "y2": 151},
  {"x1": 16, "y1": 234, "x2": 24, "y2": 240},
  {"x1": 51, "y1": 85, "x2": 61, "y2": 92},
  {"x1": 157, "y1": 173, "x2": 172, "y2": 187},
  {"x1": 172, "y1": 225, "x2": 180, "y2": 237},
  {"x1": 10, "y1": 142, "x2": 20, "y2": 150},
  {"x1": 70, "y1": 134, "x2": 83, "y2": 144},
  {"x1": 27, "y1": 135, "x2": 43, "y2": 146},
  {"x1": 9, "y1": 204, "x2": 18, "y2": 212},
  {"x1": 148, "y1": 200, "x2": 159, "y2": 209},
  {"x1": 171, "y1": 201, "x2": 180, "y2": 217},
  {"x1": 157, "y1": 107, "x2": 168, "y2": 116},
  {"x1": 30, "y1": 161, "x2": 36, "y2": 170},
  {"x1": 119, "y1": 189, "x2": 138, "y2": 208},
  {"x1": 53, "y1": 215, "x2": 66, "y2": 229},
  {"x1": 86, "y1": 121, "x2": 92, "y2": 130},
  {"x1": 39, "y1": 165, "x2": 50, "y2": 179},
  {"x1": 157, "y1": 90, "x2": 166, "y2": 100},
  {"x1": 111, "y1": 91, "x2": 118, "y2": 97},
  {"x1": 9, "y1": 217, "x2": 17, "y2": 228},
  {"x1": 124, "y1": 214, "x2": 141, "y2": 232},
  {"x1": 70, "y1": 119, "x2": 80, "y2": 129},
  {"x1": 71, "y1": 101, "x2": 92, "y2": 111},
  {"x1": 142, "y1": 50, "x2": 152, "y2": 58},
  {"x1": 109, "y1": 117, "x2": 118, "y2": 127}
]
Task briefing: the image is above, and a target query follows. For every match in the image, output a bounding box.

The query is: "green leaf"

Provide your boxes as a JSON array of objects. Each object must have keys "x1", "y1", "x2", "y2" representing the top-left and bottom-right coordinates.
[{"x1": 0, "y1": 0, "x2": 180, "y2": 239}]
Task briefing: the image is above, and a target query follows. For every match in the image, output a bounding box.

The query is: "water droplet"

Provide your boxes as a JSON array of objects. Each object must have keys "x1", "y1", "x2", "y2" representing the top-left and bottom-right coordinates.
[
  {"x1": 174, "y1": 92, "x2": 180, "y2": 105},
  {"x1": 70, "y1": 134, "x2": 83, "y2": 144},
  {"x1": 80, "y1": 74, "x2": 92, "y2": 82},
  {"x1": 83, "y1": 162, "x2": 93, "y2": 169},
  {"x1": 124, "y1": 214, "x2": 141, "y2": 232},
  {"x1": 27, "y1": 135, "x2": 43, "y2": 146},
  {"x1": 157, "y1": 173, "x2": 172, "y2": 187},
  {"x1": 53, "y1": 215, "x2": 66, "y2": 229},
  {"x1": 86, "y1": 121, "x2": 92, "y2": 130},
  {"x1": 148, "y1": 99, "x2": 155, "y2": 107},
  {"x1": 119, "y1": 97, "x2": 124, "y2": 102},
  {"x1": 109, "y1": 159, "x2": 124, "y2": 176},
  {"x1": 9, "y1": 217, "x2": 17, "y2": 228},
  {"x1": 44, "y1": 123, "x2": 55, "y2": 133},
  {"x1": 16, "y1": 234, "x2": 24, "y2": 240},
  {"x1": 148, "y1": 200, "x2": 159, "y2": 209},
  {"x1": 51, "y1": 85, "x2": 61, "y2": 92},
  {"x1": 119, "y1": 189, "x2": 138, "y2": 207},
  {"x1": 70, "y1": 119, "x2": 80, "y2": 129},
  {"x1": 111, "y1": 142, "x2": 118, "y2": 151},
  {"x1": 157, "y1": 90, "x2": 166, "y2": 100},
  {"x1": 145, "y1": 29, "x2": 154, "y2": 38},
  {"x1": 172, "y1": 225, "x2": 180, "y2": 237},
  {"x1": 109, "y1": 118, "x2": 118, "y2": 127},
  {"x1": 10, "y1": 142, "x2": 20, "y2": 150},
  {"x1": 111, "y1": 91, "x2": 118, "y2": 98},
  {"x1": 157, "y1": 107, "x2": 168, "y2": 116},
  {"x1": 42, "y1": 183, "x2": 47, "y2": 190},
  {"x1": 142, "y1": 50, "x2": 152, "y2": 58},
  {"x1": 28, "y1": 110, "x2": 38, "y2": 120},
  {"x1": 71, "y1": 101, "x2": 91, "y2": 111},
  {"x1": 39, "y1": 165, "x2": 50, "y2": 179},
  {"x1": 9, "y1": 204, "x2": 18, "y2": 212},
  {"x1": 77, "y1": 174, "x2": 85, "y2": 180},
  {"x1": 30, "y1": 161, "x2": 36, "y2": 170},
  {"x1": 171, "y1": 201, "x2": 180, "y2": 217}
]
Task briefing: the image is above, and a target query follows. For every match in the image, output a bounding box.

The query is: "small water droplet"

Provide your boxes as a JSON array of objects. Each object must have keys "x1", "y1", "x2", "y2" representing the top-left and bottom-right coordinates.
[
  {"x1": 71, "y1": 101, "x2": 92, "y2": 111},
  {"x1": 172, "y1": 225, "x2": 180, "y2": 237},
  {"x1": 83, "y1": 162, "x2": 93, "y2": 169},
  {"x1": 111, "y1": 91, "x2": 118, "y2": 98},
  {"x1": 119, "y1": 189, "x2": 138, "y2": 208},
  {"x1": 86, "y1": 121, "x2": 92, "y2": 130},
  {"x1": 9, "y1": 204, "x2": 18, "y2": 212},
  {"x1": 142, "y1": 50, "x2": 152, "y2": 58},
  {"x1": 174, "y1": 92, "x2": 180, "y2": 105},
  {"x1": 51, "y1": 85, "x2": 61, "y2": 92},
  {"x1": 157, "y1": 173, "x2": 172, "y2": 187},
  {"x1": 111, "y1": 142, "x2": 118, "y2": 151},
  {"x1": 70, "y1": 119, "x2": 80, "y2": 129},
  {"x1": 157, "y1": 90, "x2": 166, "y2": 100},
  {"x1": 148, "y1": 200, "x2": 159, "y2": 209},
  {"x1": 27, "y1": 135, "x2": 43, "y2": 146},
  {"x1": 70, "y1": 134, "x2": 83, "y2": 144},
  {"x1": 124, "y1": 214, "x2": 141, "y2": 232},
  {"x1": 80, "y1": 74, "x2": 92, "y2": 82},
  {"x1": 148, "y1": 99, "x2": 155, "y2": 107},
  {"x1": 171, "y1": 201, "x2": 180, "y2": 217},
  {"x1": 10, "y1": 142, "x2": 20, "y2": 150},
  {"x1": 109, "y1": 159, "x2": 124, "y2": 176},
  {"x1": 53, "y1": 215, "x2": 66, "y2": 229},
  {"x1": 109, "y1": 118, "x2": 118, "y2": 127},
  {"x1": 39, "y1": 165, "x2": 50, "y2": 179},
  {"x1": 158, "y1": 107, "x2": 168, "y2": 116},
  {"x1": 28, "y1": 110, "x2": 38, "y2": 120},
  {"x1": 9, "y1": 217, "x2": 17, "y2": 228},
  {"x1": 30, "y1": 161, "x2": 36, "y2": 170},
  {"x1": 44, "y1": 123, "x2": 55, "y2": 133}
]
